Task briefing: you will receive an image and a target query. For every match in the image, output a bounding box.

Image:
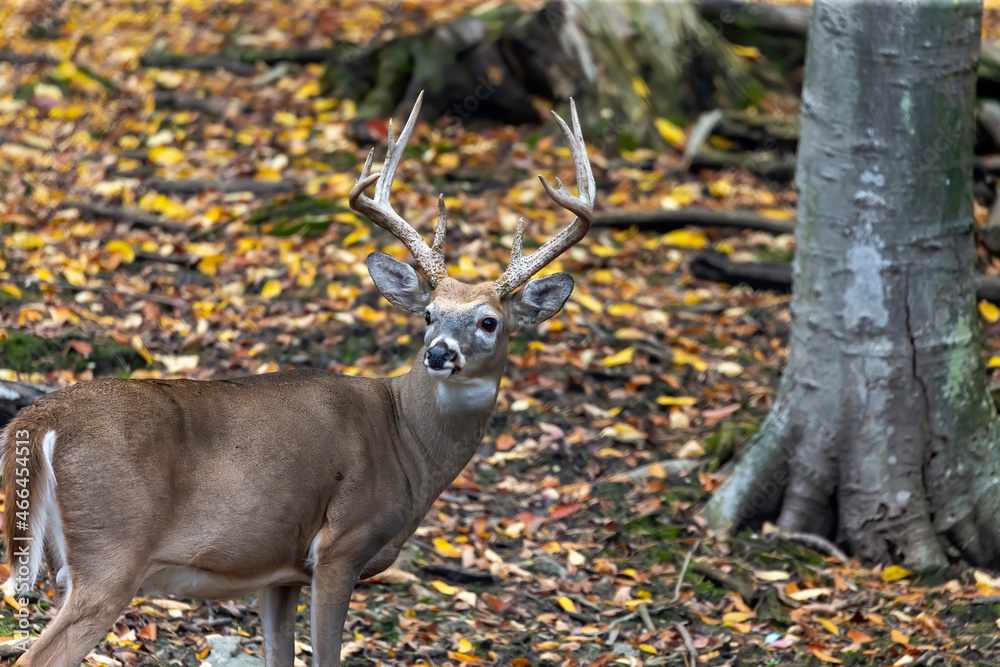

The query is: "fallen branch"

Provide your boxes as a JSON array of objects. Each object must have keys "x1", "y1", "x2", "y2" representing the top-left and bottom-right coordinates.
[
  {"x1": 31, "y1": 279, "x2": 190, "y2": 311},
  {"x1": 672, "y1": 538, "x2": 703, "y2": 603},
  {"x1": 690, "y1": 251, "x2": 793, "y2": 292},
  {"x1": 689, "y1": 560, "x2": 756, "y2": 603},
  {"x1": 690, "y1": 251, "x2": 1000, "y2": 306},
  {"x1": 0, "y1": 380, "x2": 56, "y2": 425},
  {"x1": 0, "y1": 50, "x2": 58, "y2": 65},
  {"x1": 594, "y1": 207, "x2": 795, "y2": 235},
  {"x1": 57, "y1": 201, "x2": 189, "y2": 234},
  {"x1": 140, "y1": 52, "x2": 256, "y2": 76},
  {"x1": 695, "y1": 0, "x2": 810, "y2": 36},
  {"x1": 144, "y1": 178, "x2": 298, "y2": 195},
  {"x1": 778, "y1": 531, "x2": 850, "y2": 566},
  {"x1": 675, "y1": 621, "x2": 699, "y2": 667},
  {"x1": 153, "y1": 91, "x2": 249, "y2": 116},
  {"x1": 688, "y1": 147, "x2": 796, "y2": 180},
  {"x1": 421, "y1": 564, "x2": 497, "y2": 584}
]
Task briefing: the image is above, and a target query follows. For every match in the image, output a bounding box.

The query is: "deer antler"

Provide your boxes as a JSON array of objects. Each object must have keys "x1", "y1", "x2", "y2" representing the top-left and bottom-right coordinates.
[
  {"x1": 494, "y1": 98, "x2": 595, "y2": 298},
  {"x1": 350, "y1": 91, "x2": 449, "y2": 286}
]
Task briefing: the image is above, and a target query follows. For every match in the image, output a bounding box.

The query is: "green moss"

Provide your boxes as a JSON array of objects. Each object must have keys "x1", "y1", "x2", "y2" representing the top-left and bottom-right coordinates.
[{"x1": 0, "y1": 330, "x2": 151, "y2": 375}]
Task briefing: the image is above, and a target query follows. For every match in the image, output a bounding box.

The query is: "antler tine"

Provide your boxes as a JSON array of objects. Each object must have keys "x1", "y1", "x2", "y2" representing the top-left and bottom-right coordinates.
[
  {"x1": 349, "y1": 91, "x2": 449, "y2": 286},
  {"x1": 494, "y1": 98, "x2": 594, "y2": 298}
]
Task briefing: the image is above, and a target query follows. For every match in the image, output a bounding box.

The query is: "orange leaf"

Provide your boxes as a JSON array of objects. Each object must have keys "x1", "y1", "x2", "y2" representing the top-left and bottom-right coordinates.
[
  {"x1": 846, "y1": 629, "x2": 872, "y2": 643},
  {"x1": 809, "y1": 648, "x2": 842, "y2": 663},
  {"x1": 891, "y1": 628, "x2": 909, "y2": 645}
]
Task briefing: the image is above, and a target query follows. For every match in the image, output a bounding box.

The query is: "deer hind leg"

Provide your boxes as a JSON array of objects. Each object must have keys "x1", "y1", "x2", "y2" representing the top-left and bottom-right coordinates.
[
  {"x1": 15, "y1": 580, "x2": 138, "y2": 667},
  {"x1": 259, "y1": 584, "x2": 301, "y2": 667}
]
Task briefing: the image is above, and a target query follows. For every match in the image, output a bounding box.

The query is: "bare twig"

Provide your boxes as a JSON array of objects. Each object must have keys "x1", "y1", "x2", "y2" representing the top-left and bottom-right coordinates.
[
  {"x1": 676, "y1": 621, "x2": 698, "y2": 666},
  {"x1": 672, "y1": 538, "x2": 703, "y2": 603},
  {"x1": 143, "y1": 178, "x2": 298, "y2": 195},
  {"x1": 637, "y1": 603, "x2": 655, "y2": 633}
]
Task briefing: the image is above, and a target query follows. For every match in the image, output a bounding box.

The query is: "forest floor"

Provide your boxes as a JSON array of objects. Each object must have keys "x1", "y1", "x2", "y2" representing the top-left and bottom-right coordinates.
[{"x1": 4, "y1": 1, "x2": 1000, "y2": 666}]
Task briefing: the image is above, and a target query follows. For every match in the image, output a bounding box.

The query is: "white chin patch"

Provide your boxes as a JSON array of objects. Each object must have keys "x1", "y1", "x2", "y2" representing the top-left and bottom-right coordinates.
[{"x1": 426, "y1": 366, "x2": 455, "y2": 379}]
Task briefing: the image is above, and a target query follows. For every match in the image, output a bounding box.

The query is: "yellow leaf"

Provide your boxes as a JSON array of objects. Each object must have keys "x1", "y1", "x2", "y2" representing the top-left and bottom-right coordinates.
[
  {"x1": 732, "y1": 45, "x2": 761, "y2": 59},
  {"x1": 661, "y1": 229, "x2": 707, "y2": 249},
  {"x1": 672, "y1": 349, "x2": 708, "y2": 372},
  {"x1": 608, "y1": 303, "x2": 637, "y2": 317},
  {"x1": 198, "y1": 254, "x2": 224, "y2": 276},
  {"x1": 433, "y1": 537, "x2": 463, "y2": 558},
  {"x1": 638, "y1": 644, "x2": 657, "y2": 654},
  {"x1": 557, "y1": 596, "x2": 577, "y2": 613},
  {"x1": 890, "y1": 628, "x2": 909, "y2": 645},
  {"x1": 989, "y1": 356, "x2": 1000, "y2": 368},
  {"x1": 655, "y1": 118, "x2": 686, "y2": 149},
  {"x1": 148, "y1": 145, "x2": 184, "y2": 166},
  {"x1": 598, "y1": 447, "x2": 626, "y2": 457},
  {"x1": 816, "y1": 617, "x2": 839, "y2": 635},
  {"x1": 436, "y1": 153, "x2": 460, "y2": 170},
  {"x1": 632, "y1": 77, "x2": 651, "y2": 99},
  {"x1": 573, "y1": 292, "x2": 603, "y2": 312},
  {"x1": 708, "y1": 179, "x2": 733, "y2": 198},
  {"x1": 648, "y1": 462, "x2": 667, "y2": 478},
  {"x1": 429, "y1": 580, "x2": 460, "y2": 596},
  {"x1": 130, "y1": 335, "x2": 153, "y2": 365},
  {"x1": 0, "y1": 283, "x2": 23, "y2": 299},
  {"x1": 758, "y1": 208, "x2": 795, "y2": 219},
  {"x1": 656, "y1": 396, "x2": 696, "y2": 406},
  {"x1": 458, "y1": 639, "x2": 474, "y2": 654},
  {"x1": 294, "y1": 80, "x2": 321, "y2": 99},
  {"x1": 261, "y1": 280, "x2": 282, "y2": 299},
  {"x1": 3, "y1": 594, "x2": 24, "y2": 611},
  {"x1": 62, "y1": 267, "x2": 86, "y2": 286},
  {"x1": 602, "y1": 347, "x2": 634, "y2": 367},
  {"x1": 107, "y1": 240, "x2": 135, "y2": 263},
  {"x1": 723, "y1": 612, "x2": 750, "y2": 625},
  {"x1": 881, "y1": 565, "x2": 912, "y2": 582},
  {"x1": 979, "y1": 301, "x2": 1000, "y2": 323}
]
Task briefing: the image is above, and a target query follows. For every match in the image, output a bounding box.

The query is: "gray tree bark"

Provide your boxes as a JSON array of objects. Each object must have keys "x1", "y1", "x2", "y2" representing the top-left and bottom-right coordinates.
[{"x1": 705, "y1": 0, "x2": 1000, "y2": 569}]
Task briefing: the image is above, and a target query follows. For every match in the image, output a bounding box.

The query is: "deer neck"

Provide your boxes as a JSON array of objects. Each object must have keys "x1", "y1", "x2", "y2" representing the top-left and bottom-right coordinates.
[{"x1": 386, "y1": 347, "x2": 504, "y2": 511}]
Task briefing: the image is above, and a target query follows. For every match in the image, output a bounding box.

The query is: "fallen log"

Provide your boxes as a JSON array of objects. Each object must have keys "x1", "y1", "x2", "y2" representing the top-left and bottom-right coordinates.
[
  {"x1": 695, "y1": 0, "x2": 810, "y2": 36},
  {"x1": 57, "y1": 201, "x2": 189, "y2": 234},
  {"x1": 0, "y1": 50, "x2": 58, "y2": 65},
  {"x1": 140, "y1": 52, "x2": 256, "y2": 76},
  {"x1": 153, "y1": 91, "x2": 250, "y2": 116},
  {"x1": 143, "y1": 178, "x2": 298, "y2": 196},
  {"x1": 594, "y1": 207, "x2": 795, "y2": 235},
  {"x1": 0, "y1": 380, "x2": 55, "y2": 426},
  {"x1": 690, "y1": 251, "x2": 1000, "y2": 306}
]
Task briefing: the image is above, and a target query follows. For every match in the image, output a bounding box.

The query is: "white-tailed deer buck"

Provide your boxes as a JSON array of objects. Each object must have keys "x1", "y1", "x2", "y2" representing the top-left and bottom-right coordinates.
[{"x1": 0, "y1": 92, "x2": 594, "y2": 667}]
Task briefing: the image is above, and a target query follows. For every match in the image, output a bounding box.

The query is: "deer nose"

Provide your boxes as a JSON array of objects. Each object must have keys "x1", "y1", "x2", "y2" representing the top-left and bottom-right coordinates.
[{"x1": 426, "y1": 341, "x2": 457, "y2": 369}]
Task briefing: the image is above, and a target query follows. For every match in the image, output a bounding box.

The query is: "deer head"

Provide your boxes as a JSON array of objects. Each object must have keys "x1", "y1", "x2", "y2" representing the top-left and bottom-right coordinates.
[{"x1": 350, "y1": 92, "x2": 595, "y2": 386}]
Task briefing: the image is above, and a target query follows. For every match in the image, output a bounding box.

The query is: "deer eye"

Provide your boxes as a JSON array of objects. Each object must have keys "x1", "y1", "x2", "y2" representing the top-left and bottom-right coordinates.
[
  {"x1": 480, "y1": 317, "x2": 498, "y2": 333},
  {"x1": 424, "y1": 311, "x2": 432, "y2": 325}
]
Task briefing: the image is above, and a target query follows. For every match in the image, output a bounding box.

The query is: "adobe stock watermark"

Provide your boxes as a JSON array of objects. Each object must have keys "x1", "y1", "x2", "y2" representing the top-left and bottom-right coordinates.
[{"x1": 8, "y1": 428, "x2": 35, "y2": 647}]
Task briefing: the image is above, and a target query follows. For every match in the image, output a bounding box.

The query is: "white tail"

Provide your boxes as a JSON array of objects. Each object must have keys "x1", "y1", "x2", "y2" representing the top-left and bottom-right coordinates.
[{"x1": 1, "y1": 94, "x2": 594, "y2": 667}]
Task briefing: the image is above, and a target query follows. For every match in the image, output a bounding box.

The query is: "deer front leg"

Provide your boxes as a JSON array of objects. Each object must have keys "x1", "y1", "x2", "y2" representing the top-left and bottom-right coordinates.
[
  {"x1": 259, "y1": 584, "x2": 301, "y2": 667},
  {"x1": 310, "y1": 562, "x2": 359, "y2": 667}
]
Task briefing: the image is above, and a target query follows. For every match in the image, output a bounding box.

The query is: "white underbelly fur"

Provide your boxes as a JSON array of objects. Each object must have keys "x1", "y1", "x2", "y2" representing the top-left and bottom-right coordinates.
[{"x1": 139, "y1": 566, "x2": 310, "y2": 600}]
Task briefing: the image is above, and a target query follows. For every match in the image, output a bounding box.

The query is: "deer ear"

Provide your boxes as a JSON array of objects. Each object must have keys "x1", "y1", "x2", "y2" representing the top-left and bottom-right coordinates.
[
  {"x1": 509, "y1": 273, "x2": 574, "y2": 327},
  {"x1": 367, "y1": 252, "x2": 433, "y2": 314}
]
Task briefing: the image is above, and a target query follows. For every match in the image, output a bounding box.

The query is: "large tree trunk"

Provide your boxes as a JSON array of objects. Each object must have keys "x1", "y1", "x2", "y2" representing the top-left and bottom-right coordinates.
[{"x1": 705, "y1": 0, "x2": 1000, "y2": 569}]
